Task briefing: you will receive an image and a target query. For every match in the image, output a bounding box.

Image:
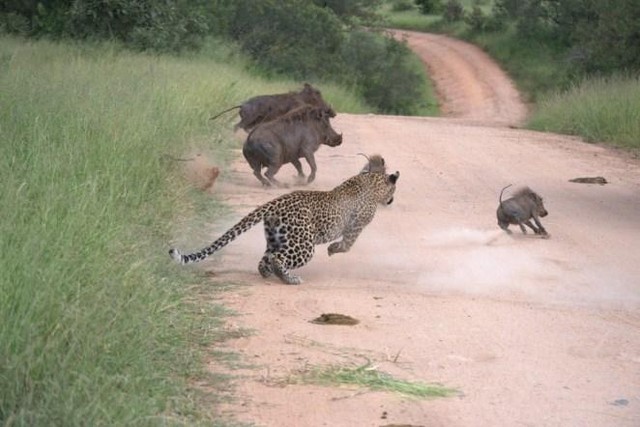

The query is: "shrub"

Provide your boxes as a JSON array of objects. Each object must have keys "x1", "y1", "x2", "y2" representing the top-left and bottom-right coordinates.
[
  {"x1": 0, "y1": 0, "x2": 210, "y2": 52},
  {"x1": 225, "y1": 0, "x2": 345, "y2": 79},
  {"x1": 0, "y1": 12, "x2": 29, "y2": 35},
  {"x1": 341, "y1": 30, "x2": 428, "y2": 114},
  {"x1": 465, "y1": 6, "x2": 486, "y2": 32},
  {"x1": 415, "y1": 0, "x2": 442, "y2": 15},
  {"x1": 443, "y1": 0, "x2": 465, "y2": 22},
  {"x1": 392, "y1": 0, "x2": 416, "y2": 12}
]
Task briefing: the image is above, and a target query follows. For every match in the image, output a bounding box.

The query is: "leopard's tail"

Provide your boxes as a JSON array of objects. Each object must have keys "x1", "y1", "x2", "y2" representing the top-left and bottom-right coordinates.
[{"x1": 169, "y1": 205, "x2": 266, "y2": 265}]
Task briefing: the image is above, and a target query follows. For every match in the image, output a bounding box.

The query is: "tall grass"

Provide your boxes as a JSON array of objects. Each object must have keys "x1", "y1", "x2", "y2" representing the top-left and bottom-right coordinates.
[
  {"x1": 0, "y1": 36, "x2": 367, "y2": 425},
  {"x1": 471, "y1": 27, "x2": 572, "y2": 102},
  {"x1": 529, "y1": 75, "x2": 640, "y2": 149}
]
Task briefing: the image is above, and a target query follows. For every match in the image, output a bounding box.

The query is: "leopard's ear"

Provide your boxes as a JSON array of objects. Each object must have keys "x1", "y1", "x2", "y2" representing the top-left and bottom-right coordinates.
[{"x1": 388, "y1": 171, "x2": 399, "y2": 184}]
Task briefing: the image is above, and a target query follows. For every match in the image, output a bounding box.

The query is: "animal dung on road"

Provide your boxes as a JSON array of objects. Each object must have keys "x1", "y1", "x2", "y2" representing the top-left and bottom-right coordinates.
[
  {"x1": 569, "y1": 176, "x2": 608, "y2": 185},
  {"x1": 310, "y1": 313, "x2": 360, "y2": 325}
]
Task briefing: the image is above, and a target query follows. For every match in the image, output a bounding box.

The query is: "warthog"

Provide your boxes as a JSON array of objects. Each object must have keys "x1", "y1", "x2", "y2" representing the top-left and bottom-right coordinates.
[
  {"x1": 211, "y1": 83, "x2": 335, "y2": 132},
  {"x1": 242, "y1": 105, "x2": 343, "y2": 186},
  {"x1": 497, "y1": 185, "x2": 549, "y2": 236},
  {"x1": 358, "y1": 153, "x2": 386, "y2": 174}
]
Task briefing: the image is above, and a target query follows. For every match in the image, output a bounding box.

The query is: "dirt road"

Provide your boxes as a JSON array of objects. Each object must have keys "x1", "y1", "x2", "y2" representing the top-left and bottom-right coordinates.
[{"x1": 190, "y1": 31, "x2": 640, "y2": 426}]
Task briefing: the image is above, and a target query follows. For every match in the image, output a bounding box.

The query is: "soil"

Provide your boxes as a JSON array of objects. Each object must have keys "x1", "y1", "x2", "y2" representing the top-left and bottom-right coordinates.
[{"x1": 190, "y1": 31, "x2": 640, "y2": 426}]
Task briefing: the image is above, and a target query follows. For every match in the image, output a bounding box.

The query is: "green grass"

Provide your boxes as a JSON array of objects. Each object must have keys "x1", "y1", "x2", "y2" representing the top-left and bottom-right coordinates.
[
  {"x1": 469, "y1": 26, "x2": 572, "y2": 103},
  {"x1": 380, "y1": 2, "x2": 440, "y2": 31},
  {"x1": 0, "y1": 35, "x2": 369, "y2": 426},
  {"x1": 298, "y1": 363, "x2": 457, "y2": 398},
  {"x1": 529, "y1": 75, "x2": 640, "y2": 149},
  {"x1": 381, "y1": 0, "x2": 491, "y2": 31}
]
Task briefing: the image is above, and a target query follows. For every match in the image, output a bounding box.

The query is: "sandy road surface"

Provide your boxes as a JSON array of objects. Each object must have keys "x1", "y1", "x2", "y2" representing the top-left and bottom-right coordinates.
[{"x1": 183, "y1": 32, "x2": 640, "y2": 426}]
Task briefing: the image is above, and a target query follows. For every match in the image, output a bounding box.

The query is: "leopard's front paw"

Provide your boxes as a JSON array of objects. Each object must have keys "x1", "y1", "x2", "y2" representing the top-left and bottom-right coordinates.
[{"x1": 327, "y1": 242, "x2": 343, "y2": 256}]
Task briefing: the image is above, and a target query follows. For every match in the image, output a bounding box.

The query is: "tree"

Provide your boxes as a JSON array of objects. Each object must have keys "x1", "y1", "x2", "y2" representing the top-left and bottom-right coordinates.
[{"x1": 414, "y1": 0, "x2": 441, "y2": 15}]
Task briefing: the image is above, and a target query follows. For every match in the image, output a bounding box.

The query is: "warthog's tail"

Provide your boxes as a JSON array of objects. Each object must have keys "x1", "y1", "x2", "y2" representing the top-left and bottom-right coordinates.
[
  {"x1": 210, "y1": 105, "x2": 241, "y2": 121},
  {"x1": 499, "y1": 184, "x2": 513, "y2": 205},
  {"x1": 357, "y1": 152, "x2": 370, "y2": 162},
  {"x1": 169, "y1": 205, "x2": 266, "y2": 265}
]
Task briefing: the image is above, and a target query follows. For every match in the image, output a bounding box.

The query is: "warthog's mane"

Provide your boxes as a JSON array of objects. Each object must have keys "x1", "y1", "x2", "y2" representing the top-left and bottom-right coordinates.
[
  {"x1": 512, "y1": 186, "x2": 535, "y2": 198},
  {"x1": 278, "y1": 105, "x2": 325, "y2": 124}
]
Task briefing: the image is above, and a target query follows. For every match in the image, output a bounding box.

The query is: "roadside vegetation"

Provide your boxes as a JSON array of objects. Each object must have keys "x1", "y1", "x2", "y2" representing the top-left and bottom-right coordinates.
[
  {"x1": 0, "y1": 35, "x2": 366, "y2": 425},
  {"x1": 0, "y1": 0, "x2": 437, "y2": 116},
  {"x1": 382, "y1": 0, "x2": 640, "y2": 150},
  {"x1": 529, "y1": 75, "x2": 640, "y2": 149},
  {"x1": 296, "y1": 363, "x2": 457, "y2": 398}
]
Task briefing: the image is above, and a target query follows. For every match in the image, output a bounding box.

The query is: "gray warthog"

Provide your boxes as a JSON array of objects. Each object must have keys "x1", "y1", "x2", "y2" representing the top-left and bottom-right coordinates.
[
  {"x1": 358, "y1": 153, "x2": 386, "y2": 174},
  {"x1": 496, "y1": 185, "x2": 549, "y2": 236},
  {"x1": 211, "y1": 83, "x2": 335, "y2": 132},
  {"x1": 242, "y1": 105, "x2": 342, "y2": 186}
]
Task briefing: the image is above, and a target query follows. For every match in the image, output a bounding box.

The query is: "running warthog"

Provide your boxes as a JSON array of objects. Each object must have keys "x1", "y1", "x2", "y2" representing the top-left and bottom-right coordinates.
[
  {"x1": 496, "y1": 185, "x2": 549, "y2": 236},
  {"x1": 242, "y1": 105, "x2": 342, "y2": 186},
  {"x1": 358, "y1": 153, "x2": 386, "y2": 174},
  {"x1": 211, "y1": 83, "x2": 335, "y2": 132}
]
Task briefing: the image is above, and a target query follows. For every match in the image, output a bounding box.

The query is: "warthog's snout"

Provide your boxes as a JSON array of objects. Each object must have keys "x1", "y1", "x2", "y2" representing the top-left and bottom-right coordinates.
[
  {"x1": 540, "y1": 209, "x2": 548, "y2": 217},
  {"x1": 327, "y1": 133, "x2": 343, "y2": 146}
]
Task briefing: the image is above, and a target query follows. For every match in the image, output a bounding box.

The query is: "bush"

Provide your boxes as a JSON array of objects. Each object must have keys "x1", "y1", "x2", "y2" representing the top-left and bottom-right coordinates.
[
  {"x1": 218, "y1": 0, "x2": 429, "y2": 114},
  {"x1": 225, "y1": 0, "x2": 345, "y2": 79},
  {"x1": 489, "y1": 0, "x2": 640, "y2": 74},
  {"x1": 465, "y1": 6, "x2": 486, "y2": 32},
  {"x1": 443, "y1": 0, "x2": 465, "y2": 22},
  {"x1": 391, "y1": 0, "x2": 416, "y2": 12},
  {"x1": 341, "y1": 30, "x2": 428, "y2": 114},
  {"x1": 0, "y1": 12, "x2": 29, "y2": 35},
  {"x1": 414, "y1": 0, "x2": 442, "y2": 15},
  {"x1": 0, "y1": 0, "x2": 210, "y2": 52}
]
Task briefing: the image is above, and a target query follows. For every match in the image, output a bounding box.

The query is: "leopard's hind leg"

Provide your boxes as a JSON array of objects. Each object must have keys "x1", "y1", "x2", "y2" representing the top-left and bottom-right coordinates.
[
  {"x1": 258, "y1": 254, "x2": 274, "y2": 278},
  {"x1": 260, "y1": 211, "x2": 315, "y2": 285}
]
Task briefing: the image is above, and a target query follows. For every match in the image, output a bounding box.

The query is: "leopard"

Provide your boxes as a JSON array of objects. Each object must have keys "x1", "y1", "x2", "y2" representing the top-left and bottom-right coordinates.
[{"x1": 169, "y1": 169, "x2": 400, "y2": 285}]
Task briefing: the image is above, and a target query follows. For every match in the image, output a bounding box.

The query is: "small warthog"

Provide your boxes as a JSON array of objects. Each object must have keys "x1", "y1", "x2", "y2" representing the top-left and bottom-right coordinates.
[
  {"x1": 358, "y1": 153, "x2": 386, "y2": 174},
  {"x1": 242, "y1": 105, "x2": 342, "y2": 186},
  {"x1": 211, "y1": 83, "x2": 335, "y2": 132},
  {"x1": 496, "y1": 185, "x2": 549, "y2": 236}
]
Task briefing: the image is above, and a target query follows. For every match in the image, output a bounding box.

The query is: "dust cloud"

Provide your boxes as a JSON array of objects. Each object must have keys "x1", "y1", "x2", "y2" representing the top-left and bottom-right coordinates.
[{"x1": 418, "y1": 227, "x2": 640, "y2": 308}]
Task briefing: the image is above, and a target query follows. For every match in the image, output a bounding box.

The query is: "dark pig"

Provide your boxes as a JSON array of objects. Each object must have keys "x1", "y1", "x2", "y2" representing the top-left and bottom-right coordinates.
[
  {"x1": 242, "y1": 105, "x2": 342, "y2": 187},
  {"x1": 210, "y1": 83, "x2": 335, "y2": 132},
  {"x1": 496, "y1": 185, "x2": 549, "y2": 236},
  {"x1": 358, "y1": 153, "x2": 386, "y2": 174}
]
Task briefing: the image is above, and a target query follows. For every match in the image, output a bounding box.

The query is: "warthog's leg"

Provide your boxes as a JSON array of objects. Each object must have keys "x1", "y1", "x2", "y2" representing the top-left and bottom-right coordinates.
[
  {"x1": 303, "y1": 153, "x2": 318, "y2": 183},
  {"x1": 517, "y1": 221, "x2": 528, "y2": 234},
  {"x1": 498, "y1": 221, "x2": 513, "y2": 234},
  {"x1": 290, "y1": 159, "x2": 306, "y2": 178},
  {"x1": 531, "y1": 216, "x2": 548, "y2": 235},
  {"x1": 247, "y1": 160, "x2": 272, "y2": 186},
  {"x1": 523, "y1": 219, "x2": 541, "y2": 234},
  {"x1": 251, "y1": 167, "x2": 271, "y2": 186},
  {"x1": 264, "y1": 164, "x2": 285, "y2": 187}
]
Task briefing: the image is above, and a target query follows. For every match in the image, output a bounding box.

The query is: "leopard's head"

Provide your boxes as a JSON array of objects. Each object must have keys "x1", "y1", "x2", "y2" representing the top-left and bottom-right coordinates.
[{"x1": 380, "y1": 171, "x2": 399, "y2": 205}]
